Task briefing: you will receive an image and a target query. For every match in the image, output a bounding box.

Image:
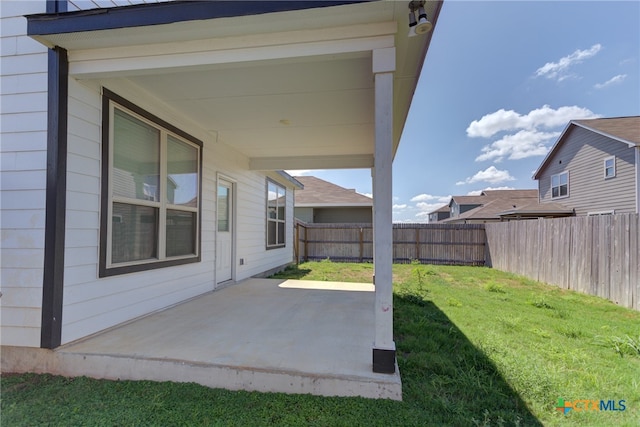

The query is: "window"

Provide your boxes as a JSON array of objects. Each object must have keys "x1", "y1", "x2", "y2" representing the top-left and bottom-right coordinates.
[
  {"x1": 604, "y1": 156, "x2": 616, "y2": 178},
  {"x1": 266, "y1": 179, "x2": 286, "y2": 248},
  {"x1": 100, "y1": 89, "x2": 202, "y2": 276},
  {"x1": 217, "y1": 185, "x2": 229, "y2": 232},
  {"x1": 551, "y1": 172, "x2": 568, "y2": 199},
  {"x1": 587, "y1": 210, "x2": 615, "y2": 216}
]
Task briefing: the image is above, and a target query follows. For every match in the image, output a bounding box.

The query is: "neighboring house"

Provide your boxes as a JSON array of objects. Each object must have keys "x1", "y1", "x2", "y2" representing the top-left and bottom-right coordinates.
[
  {"x1": 1, "y1": 0, "x2": 442, "y2": 376},
  {"x1": 448, "y1": 195, "x2": 486, "y2": 218},
  {"x1": 294, "y1": 176, "x2": 372, "y2": 223},
  {"x1": 534, "y1": 116, "x2": 640, "y2": 215},
  {"x1": 427, "y1": 204, "x2": 450, "y2": 223},
  {"x1": 442, "y1": 190, "x2": 573, "y2": 223}
]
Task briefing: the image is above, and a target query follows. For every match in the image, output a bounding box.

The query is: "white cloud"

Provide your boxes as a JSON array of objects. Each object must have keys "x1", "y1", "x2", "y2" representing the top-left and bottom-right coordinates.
[
  {"x1": 416, "y1": 201, "x2": 448, "y2": 214},
  {"x1": 535, "y1": 44, "x2": 602, "y2": 81},
  {"x1": 391, "y1": 194, "x2": 451, "y2": 222},
  {"x1": 456, "y1": 166, "x2": 515, "y2": 185},
  {"x1": 475, "y1": 129, "x2": 560, "y2": 162},
  {"x1": 467, "y1": 105, "x2": 600, "y2": 163},
  {"x1": 358, "y1": 192, "x2": 373, "y2": 198},
  {"x1": 467, "y1": 105, "x2": 597, "y2": 138},
  {"x1": 410, "y1": 193, "x2": 450, "y2": 203},
  {"x1": 594, "y1": 74, "x2": 627, "y2": 89},
  {"x1": 416, "y1": 202, "x2": 436, "y2": 210},
  {"x1": 410, "y1": 193, "x2": 438, "y2": 202},
  {"x1": 415, "y1": 202, "x2": 448, "y2": 218}
]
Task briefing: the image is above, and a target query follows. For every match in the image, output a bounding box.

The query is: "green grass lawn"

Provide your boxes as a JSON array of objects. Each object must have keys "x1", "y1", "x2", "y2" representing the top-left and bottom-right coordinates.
[{"x1": 3, "y1": 262, "x2": 639, "y2": 426}]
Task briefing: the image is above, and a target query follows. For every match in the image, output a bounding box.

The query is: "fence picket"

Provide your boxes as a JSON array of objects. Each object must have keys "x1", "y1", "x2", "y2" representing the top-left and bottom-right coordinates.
[
  {"x1": 295, "y1": 221, "x2": 486, "y2": 266},
  {"x1": 485, "y1": 214, "x2": 639, "y2": 310}
]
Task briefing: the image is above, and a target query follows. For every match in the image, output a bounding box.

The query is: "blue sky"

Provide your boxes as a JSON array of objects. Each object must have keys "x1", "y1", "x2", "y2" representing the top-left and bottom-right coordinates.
[{"x1": 289, "y1": 0, "x2": 640, "y2": 222}]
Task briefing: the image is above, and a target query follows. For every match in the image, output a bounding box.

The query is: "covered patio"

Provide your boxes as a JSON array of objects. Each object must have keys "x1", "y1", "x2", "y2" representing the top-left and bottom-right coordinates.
[
  {"x1": 4, "y1": 279, "x2": 401, "y2": 400},
  {"x1": 5, "y1": 0, "x2": 442, "y2": 395}
]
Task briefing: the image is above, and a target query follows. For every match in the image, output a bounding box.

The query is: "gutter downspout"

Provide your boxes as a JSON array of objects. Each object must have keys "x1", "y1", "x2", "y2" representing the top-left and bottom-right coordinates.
[{"x1": 41, "y1": 0, "x2": 68, "y2": 349}]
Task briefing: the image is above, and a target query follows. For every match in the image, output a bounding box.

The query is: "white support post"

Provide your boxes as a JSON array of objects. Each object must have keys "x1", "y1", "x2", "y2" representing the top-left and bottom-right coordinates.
[{"x1": 372, "y1": 48, "x2": 395, "y2": 374}]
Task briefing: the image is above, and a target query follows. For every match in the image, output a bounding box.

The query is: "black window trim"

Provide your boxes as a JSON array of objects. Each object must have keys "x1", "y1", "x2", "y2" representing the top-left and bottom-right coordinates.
[{"x1": 99, "y1": 88, "x2": 203, "y2": 277}]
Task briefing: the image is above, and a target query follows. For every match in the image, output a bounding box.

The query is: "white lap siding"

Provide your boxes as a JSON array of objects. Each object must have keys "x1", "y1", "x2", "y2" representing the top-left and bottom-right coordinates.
[
  {"x1": 61, "y1": 78, "x2": 294, "y2": 344},
  {"x1": 0, "y1": 1, "x2": 48, "y2": 347}
]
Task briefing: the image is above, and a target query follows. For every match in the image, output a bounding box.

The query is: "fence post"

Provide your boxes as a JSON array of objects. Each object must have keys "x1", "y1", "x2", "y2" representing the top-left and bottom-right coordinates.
[
  {"x1": 415, "y1": 227, "x2": 420, "y2": 263},
  {"x1": 295, "y1": 222, "x2": 299, "y2": 264},
  {"x1": 359, "y1": 227, "x2": 364, "y2": 262},
  {"x1": 303, "y1": 224, "x2": 308, "y2": 262}
]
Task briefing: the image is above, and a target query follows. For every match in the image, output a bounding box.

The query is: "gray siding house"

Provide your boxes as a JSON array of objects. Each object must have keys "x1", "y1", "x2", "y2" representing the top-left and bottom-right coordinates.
[
  {"x1": 442, "y1": 190, "x2": 562, "y2": 224},
  {"x1": 294, "y1": 176, "x2": 372, "y2": 223},
  {"x1": 534, "y1": 117, "x2": 640, "y2": 215},
  {"x1": 427, "y1": 204, "x2": 450, "y2": 223}
]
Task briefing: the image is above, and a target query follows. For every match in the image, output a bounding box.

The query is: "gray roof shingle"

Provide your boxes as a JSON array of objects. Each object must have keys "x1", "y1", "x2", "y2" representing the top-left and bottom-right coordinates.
[{"x1": 294, "y1": 176, "x2": 372, "y2": 206}]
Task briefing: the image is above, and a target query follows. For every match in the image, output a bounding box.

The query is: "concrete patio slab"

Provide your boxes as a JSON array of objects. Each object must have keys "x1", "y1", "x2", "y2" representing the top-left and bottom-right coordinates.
[{"x1": 1, "y1": 279, "x2": 401, "y2": 400}]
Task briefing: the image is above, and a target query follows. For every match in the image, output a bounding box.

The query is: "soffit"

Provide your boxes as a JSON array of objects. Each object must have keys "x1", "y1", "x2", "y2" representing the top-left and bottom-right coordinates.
[{"x1": 32, "y1": 0, "x2": 442, "y2": 169}]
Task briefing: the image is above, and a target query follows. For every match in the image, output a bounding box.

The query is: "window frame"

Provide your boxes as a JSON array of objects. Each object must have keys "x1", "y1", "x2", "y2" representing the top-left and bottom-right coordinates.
[
  {"x1": 266, "y1": 178, "x2": 286, "y2": 249},
  {"x1": 100, "y1": 88, "x2": 203, "y2": 277},
  {"x1": 550, "y1": 171, "x2": 569, "y2": 199},
  {"x1": 604, "y1": 156, "x2": 616, "y2": 179}
]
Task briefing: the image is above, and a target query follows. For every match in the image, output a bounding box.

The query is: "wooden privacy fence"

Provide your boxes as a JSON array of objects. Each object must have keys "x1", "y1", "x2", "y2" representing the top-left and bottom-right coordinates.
[
  {"x1": 485, "y1": 214, "x2": 639, "y2": 310},
  {"x1": 294, "y1": 221, "x2": 486, "y2": 266}
]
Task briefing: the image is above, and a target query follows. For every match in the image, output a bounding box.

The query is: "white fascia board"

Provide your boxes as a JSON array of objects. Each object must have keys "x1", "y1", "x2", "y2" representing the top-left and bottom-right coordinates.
[{"x1": 68, "y1": 24, "x2": 396, "y2": 79}]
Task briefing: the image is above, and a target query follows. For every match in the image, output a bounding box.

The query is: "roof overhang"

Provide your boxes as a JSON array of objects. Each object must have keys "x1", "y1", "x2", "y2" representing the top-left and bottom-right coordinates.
[
  {"x1": 498, "y1": 210, "x2": 574, "y2": 218},
  {"x1": 28, "y1": 1, "x2": 376, "y2": 50},
  {"x1": 27, "y1": 0, "x2": 443, "y2": 171},
  {"x1": 274, "y1": 171, "x2": 304, "y2": 189}
]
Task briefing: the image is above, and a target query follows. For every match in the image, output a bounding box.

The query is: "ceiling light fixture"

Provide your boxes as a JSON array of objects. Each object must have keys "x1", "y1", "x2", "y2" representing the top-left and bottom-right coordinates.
[{"x1": 408, "y1": 1, "x2": 432, "y2": 37}]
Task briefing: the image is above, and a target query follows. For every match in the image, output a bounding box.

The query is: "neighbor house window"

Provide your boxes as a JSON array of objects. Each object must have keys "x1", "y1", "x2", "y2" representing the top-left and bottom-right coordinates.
[
  {"x1": 100, "y1": 89, "x2": 202, "y2": 277},
  {"x1": 604, "y1": 156, "x2": 616, "y2": 178},
  {"x1": 266, "y1": 180, "x2": 286, "y2": 248},
  {"x1": 551, "y1": 172, "x2": 568, "y2": 199}
]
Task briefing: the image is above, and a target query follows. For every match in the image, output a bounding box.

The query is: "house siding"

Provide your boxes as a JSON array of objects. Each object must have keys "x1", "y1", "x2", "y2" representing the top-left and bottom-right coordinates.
[
  {"x1": 59, "y1": 78, "x2": 295, "y2": 344},
  {"x1": 0, "y1": 1, "x2": 49, "y2": 347},
  {"x1": 313, "y1": 207, "x2": 372, "y2": 223},
  {"x1": 295, "y1": 207, "x2": 314, "y2": 223},
  {"x1": 1, "y1": 0, "x2": 296, "y2": 346},
  {"x1": 539, "y1": 126, "x2": 637, "y2": 215}
]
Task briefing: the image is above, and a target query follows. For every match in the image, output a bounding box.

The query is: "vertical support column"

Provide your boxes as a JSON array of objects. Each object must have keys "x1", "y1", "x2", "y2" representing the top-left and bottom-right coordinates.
[{"x1": 372, "y1": 48, "x2": 395, "y2": 374}]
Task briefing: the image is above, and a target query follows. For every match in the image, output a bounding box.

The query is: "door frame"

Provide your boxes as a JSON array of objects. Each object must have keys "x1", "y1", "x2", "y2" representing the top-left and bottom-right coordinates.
[{"x1": 216, "y1": 173, "x2": 237, "y2": 286}]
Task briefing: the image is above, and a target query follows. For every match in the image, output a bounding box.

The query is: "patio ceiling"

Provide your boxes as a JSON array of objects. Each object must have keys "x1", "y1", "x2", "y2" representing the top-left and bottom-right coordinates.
[
  {"x1": 127, "y1": 52, "x2": 377, "y2": 167},
  {"x1": 29, "y1": 0, "x2": 442, "y2": 170}
]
